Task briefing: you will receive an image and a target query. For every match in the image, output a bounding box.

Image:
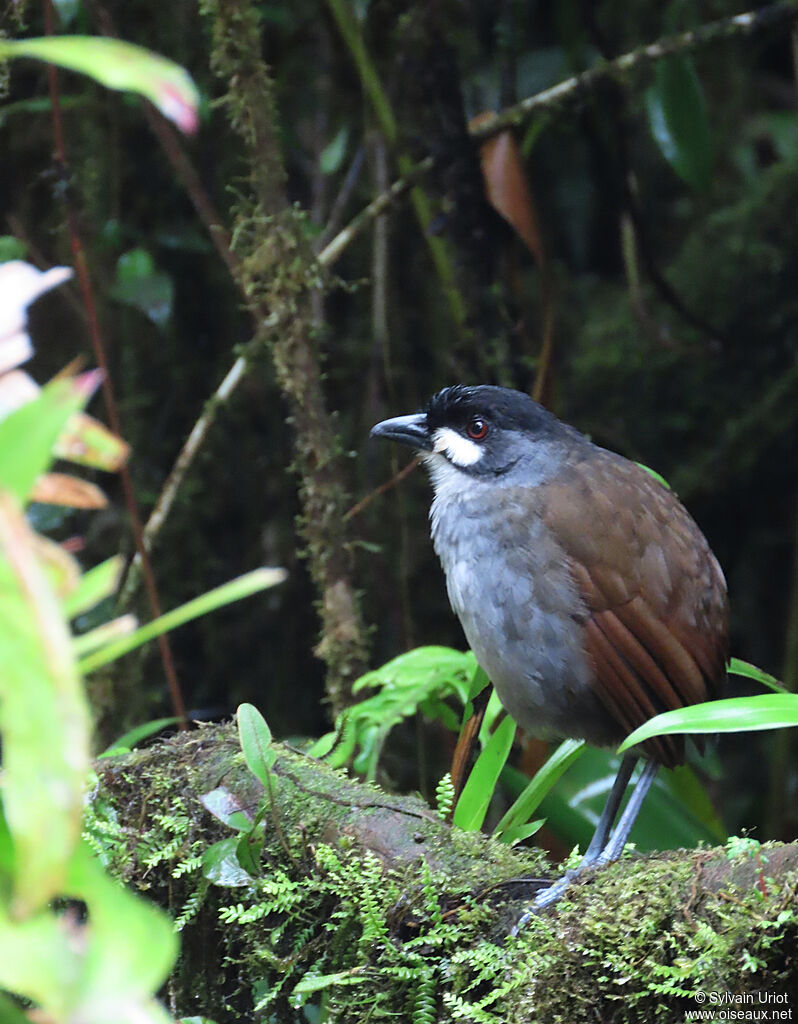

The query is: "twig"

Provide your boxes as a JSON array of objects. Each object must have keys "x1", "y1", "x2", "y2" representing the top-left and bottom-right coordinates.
[
  {"x1": 344, "y1": 458, "x2": 419, "y2": 521},
  {"x1": 43, "y1": 0, "x2": 187, "y2": 727},
  {"x1": 470, "y1": 4, "x2": 798, "y2": 142}
]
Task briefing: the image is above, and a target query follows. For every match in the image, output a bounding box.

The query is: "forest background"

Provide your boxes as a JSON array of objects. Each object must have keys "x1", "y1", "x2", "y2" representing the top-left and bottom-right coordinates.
[{"x1": 2, "y1": 0, "x2": 798, "y2": 859}]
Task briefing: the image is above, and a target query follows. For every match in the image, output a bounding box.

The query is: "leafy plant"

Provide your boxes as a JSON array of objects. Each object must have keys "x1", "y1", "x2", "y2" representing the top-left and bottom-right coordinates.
[{"x1": 0, "y1": 261, "x2": 289, "y2": 1020}]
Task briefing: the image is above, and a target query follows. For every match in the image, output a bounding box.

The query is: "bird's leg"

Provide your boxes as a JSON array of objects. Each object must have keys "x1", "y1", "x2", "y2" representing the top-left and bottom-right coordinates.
[
  {"x1": 597, "y1": 757, "x2": 659, "y2": 864},
  {"x1": 513, "y1": 757, "x2": 653, "y2": 926},
  {"x1": 581, "y1": 754, "x2": 638, "y2": 865}
]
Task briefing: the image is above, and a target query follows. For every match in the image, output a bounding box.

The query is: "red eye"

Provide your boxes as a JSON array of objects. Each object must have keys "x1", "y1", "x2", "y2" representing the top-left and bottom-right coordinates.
[{"x1": 466, "y1": 417, "x2": 488, "y2": 441}]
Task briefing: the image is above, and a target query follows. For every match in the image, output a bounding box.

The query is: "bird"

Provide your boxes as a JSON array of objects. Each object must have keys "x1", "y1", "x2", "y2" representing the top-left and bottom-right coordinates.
[{"x1": 370, "y1": 384, "x2": 728, "y2": 912}]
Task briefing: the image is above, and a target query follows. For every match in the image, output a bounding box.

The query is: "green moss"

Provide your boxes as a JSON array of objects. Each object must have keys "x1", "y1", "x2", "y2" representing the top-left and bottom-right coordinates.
[{"x1": 90, "y1": 727, "x2": 798, "y2": 1022}]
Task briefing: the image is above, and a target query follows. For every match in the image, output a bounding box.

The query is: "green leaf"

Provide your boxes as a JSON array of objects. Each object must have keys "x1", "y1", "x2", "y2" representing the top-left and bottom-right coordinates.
[
  {"x1": 503, "y1": 748, "x2": 722, "y2": 855},
  {"x1": 453, "y1": 714, "x2": 516, "y2": 831},
  {"x1": 237, "y1": 704, "x2": 276, "y2": 788},
  {"x1": 619, "y1": 694, "x2": 798, "y2": 753},
  {"x1": 0, "y1": 496, "x2": 91, "y2": 915},
  {"x1": 72, "y1": 614, "x2": 137, "y2": 657},
  {"x1": 320, "y1": 125, "x2": 349, "y2": 175},
  {"x1": 63, "y1": 555, "x2": 123, "y2": 618},
  {"x1": 292, "y1": 969, "x2": 367, "y2": 996},
  {"x1": 202, "y1": 838, "x2": 253, "y2": 887},
  {"x1": 111, "y1": 249, "x2": 174, "y2": 327},
  {"x1": 0, "y1": 35, "x2": 199, "y2": 134},
  {"x1": 78, "y1": 567, "x2": 286, "y2": 672},
  {"x1": 0, "y1": 373, "x2": 100, "y2": 505},
  {"x1": 99, "y1": 716, "x2": 180, "y2": 757},
  {"x1": 499, "y1": 819, "x2": 545, "y2": 847},
  {"x1": 200, "y1": 786, "x2": 253, "y2": 832},
  {"x1": 65, "y1": 843, "x2": 177, "y2": 1008},
  {"x1": 645, "y1": 54, "x2": 712, "y2": 191},
  {"x1": 493, "y1": 738, "x2": 585, "y2": 842},
  {"x1": 728, "y1": 657, "x2": 785, "y2": 693}
]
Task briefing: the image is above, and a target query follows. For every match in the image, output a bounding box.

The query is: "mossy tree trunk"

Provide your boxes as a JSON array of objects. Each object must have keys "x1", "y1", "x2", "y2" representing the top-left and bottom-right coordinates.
[{"x1": 89, "y1": 727, "x2": 798, "y2": 1023}]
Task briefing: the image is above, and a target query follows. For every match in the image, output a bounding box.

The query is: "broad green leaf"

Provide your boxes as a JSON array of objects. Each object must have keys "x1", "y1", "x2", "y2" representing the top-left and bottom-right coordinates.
[
  {"x1": 493, "y1": 738, "x2": 585, "y2": 842},
  {"x1": 0, "y1": 372, "x2": 100, "y2": 504},
  {"x1": 63, "y1": 555, "x2": 123, "y2": 618},
  {"x1": 0, "y1": 36, "x2": 199, "y2": 134},
  {"x1": 237, "y1": 703, "x2": 276, "y2": 788},
  {"x1": 453, "y1": 714, "x2": 516, "y2": 831},
  {"x1": 0, "y1": 495, "x2": 90, "y2": 914},
  {"x1": 79, "y1": 567, "x2": 287, "y2": 672},
  {"x1": 619, "y1": 694, "x2": 798, "y2": 753},
  {"x1": 100, "y1": 716, "x2": 179, "y2": 757},
  {"x1": 645, "y1": 54, "x2": 713, "y2": 191},
  {"x1": 728, "y1": 657, "x2": 785, "y2": 693},
  {"x1": 503, "y1": 747, "x2": 722, "y2": 855}
]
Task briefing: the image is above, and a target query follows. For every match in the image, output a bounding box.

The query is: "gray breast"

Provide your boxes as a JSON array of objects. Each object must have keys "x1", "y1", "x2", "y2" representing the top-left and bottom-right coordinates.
[{"x1": 428, "y1": 468, "x2": 617, "y2": 746}]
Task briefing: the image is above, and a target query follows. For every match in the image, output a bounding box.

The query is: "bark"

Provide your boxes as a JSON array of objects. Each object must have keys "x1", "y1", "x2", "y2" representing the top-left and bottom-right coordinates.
[{"x1": 92, "y1": 725, "x2": 798, "y2": 1023}]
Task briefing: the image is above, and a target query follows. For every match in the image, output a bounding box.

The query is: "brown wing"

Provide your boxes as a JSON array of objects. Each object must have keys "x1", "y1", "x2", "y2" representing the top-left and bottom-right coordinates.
[{"x1": 542, "y1": 450, "x2": 729, "y2": 766}]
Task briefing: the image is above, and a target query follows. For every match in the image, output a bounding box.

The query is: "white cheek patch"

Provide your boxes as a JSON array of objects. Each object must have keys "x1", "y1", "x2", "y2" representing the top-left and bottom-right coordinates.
[{"x1": 431, "y1": 426, "x2": 483, "y2": 467}]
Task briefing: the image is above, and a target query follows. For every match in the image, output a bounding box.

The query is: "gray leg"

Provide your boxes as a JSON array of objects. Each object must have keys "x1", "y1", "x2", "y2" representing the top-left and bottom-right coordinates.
[
  {"x1": 511, "y1": 757, "x2": 657, "y2": 930},
  {"x1": 582, "y1": 755, "x2": 638, "y2": 865},
  {"x1": 598, "y1": 758, "x2": 659, "y2": 864}
]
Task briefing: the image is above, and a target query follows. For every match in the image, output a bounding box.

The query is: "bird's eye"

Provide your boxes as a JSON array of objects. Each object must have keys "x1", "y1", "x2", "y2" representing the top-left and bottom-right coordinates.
[{"x1": 466, "y1": 417, "x2": 489, "y2": 441}]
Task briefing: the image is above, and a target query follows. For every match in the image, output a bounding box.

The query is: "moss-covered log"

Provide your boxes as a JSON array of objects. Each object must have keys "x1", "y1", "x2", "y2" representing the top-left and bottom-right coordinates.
[{"x1": 89, "y1": 725, "x2": 798, "y2": 1022}]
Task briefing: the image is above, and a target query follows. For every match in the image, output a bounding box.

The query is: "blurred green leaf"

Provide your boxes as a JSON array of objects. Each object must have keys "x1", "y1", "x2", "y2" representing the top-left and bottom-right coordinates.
[
  {"x1": 111, "y1": 248, "x2": 174, "y2": 327},
  {"x1": 0, "y1": 35, "x2": 200, "y2": 133},
  {"x1": 493, "y1": 738, "x2": 585, "y2": 842},
  {"x1": 63, "y1": 555, "x2": 123, "y2": 618},
  {"x1": 645, "y1": 54, "x2": 712, "y2": 191},
  {"x1": 453, "y1": 714, "x2": 516, "y2": 831},
  {"x1": 237, "y1": 703, "x2": 276, "y2": 788},
  {"x1": 320, "y1": 126, "x2": 349, "y2": 175},
  {"x1": 72, "y1": 614, "x2": 137, "y2": 657},
  {"x1": 100, "y1": 716, "x2": 180, "y2": 757},
  {"x1": 53, "y1": 411, "x2": 130, "y2": 471},
  {"x1": 79, "y1": 567, "x2": 287, "y2": 672},
  {"x1": 619, "y1": 694, "x2": 798, "y2": 752},
  {"x1": 0, "y1": 237, "x2": 27, "y2": 263},
  {"x1": 0, "y1": 495, "x2": 91, "y2": 915}
]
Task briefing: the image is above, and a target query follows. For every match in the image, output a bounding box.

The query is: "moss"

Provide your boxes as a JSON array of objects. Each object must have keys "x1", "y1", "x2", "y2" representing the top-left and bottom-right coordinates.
[{"x1": 89, "y1": 727, "x2": 798, "y2": 1022}]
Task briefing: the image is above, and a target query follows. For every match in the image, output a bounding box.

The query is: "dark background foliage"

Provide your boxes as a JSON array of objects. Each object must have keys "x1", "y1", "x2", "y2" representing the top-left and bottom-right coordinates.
[{"x1": 2, "y1": 0, "x2": 797, "y2": 843}]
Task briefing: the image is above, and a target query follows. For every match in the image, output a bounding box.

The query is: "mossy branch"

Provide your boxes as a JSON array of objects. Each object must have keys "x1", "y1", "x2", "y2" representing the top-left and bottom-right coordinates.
[
  {"x1": 93, "y1": 726, "x2": 798, "y2": 1022},
  {"x1": 191, "y1": 0, "x2": 369, "y2": 712}
]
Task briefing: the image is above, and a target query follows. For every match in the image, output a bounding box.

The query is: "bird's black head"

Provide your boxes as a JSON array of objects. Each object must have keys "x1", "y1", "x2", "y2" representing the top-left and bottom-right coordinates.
[{"x1": 370, "y1": 385, "x2": 574, "y2": 477}]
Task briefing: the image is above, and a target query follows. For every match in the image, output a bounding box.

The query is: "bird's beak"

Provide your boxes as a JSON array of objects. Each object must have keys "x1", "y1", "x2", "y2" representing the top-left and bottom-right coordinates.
[{"x1": 370, "y1": 412, "x2": 432, "y2": 451}]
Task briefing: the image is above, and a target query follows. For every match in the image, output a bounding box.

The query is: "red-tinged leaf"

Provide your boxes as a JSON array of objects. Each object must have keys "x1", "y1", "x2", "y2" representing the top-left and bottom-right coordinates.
[
  {"x1": 31, "y1": 472, "x2": 108, "y2": 510},
  {"x1": 0, "y1": 372, "x2": 101, "y2": 504},
  {"x1": 0, "y1": 495, "x2": 91, "y2": 915},
  {"x1": 54, "y1": 411, "x2": 130, "y2": 472},
  {"x1": 0, "y1": 36, "x2": 199, "y2": 134},
  {"x1": 472, "y1": 117, "x2": 544, "y2": 261}
]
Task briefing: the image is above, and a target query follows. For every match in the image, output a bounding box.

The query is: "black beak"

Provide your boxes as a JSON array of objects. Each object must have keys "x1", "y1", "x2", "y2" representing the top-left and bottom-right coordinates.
[{"x1": 370, "y1": 412, "x2": 432, "y2": 451}]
